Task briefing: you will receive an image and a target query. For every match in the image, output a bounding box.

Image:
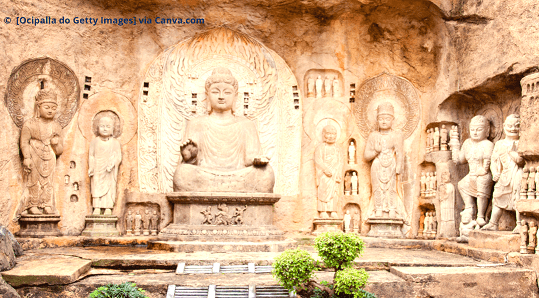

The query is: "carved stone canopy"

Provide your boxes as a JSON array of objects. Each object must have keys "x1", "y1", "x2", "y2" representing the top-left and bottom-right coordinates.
[
  {"x1": 5, "y1": 57, "x2": 80, "y2": 129},
  {"x1": 353, "y1": 72, "x2": 420, "y2": 139}
]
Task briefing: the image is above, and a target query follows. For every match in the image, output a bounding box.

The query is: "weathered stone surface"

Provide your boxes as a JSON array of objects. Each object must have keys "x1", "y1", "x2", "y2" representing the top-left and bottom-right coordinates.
[
  {"x1": 390, "y1": 266, "x2": 539, "y2": 298},
  {"x1": 1, "y1": 256, "x2": 91, "y2": 287},
  {"x1": 148, "y1": 240, "x2": 296, "y2": 253},
  {"x1": 0, "y1": 276, "x2": 21, "y2": 298},
  {"x1": 468, "y1": 230, "x2": 520, "y2": 252},
  {"x1": 516, "y1": 200, "x2": 539, "y2": 216},
  {"x1": 0, "y1": 226, "x2": 22, "y2": 272}
]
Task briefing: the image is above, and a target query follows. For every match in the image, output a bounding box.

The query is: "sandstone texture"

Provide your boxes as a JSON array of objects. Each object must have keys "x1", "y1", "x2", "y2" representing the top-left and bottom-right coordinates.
[{"x1": 0, "y1": 0, "x2": 537, "y2": 275}]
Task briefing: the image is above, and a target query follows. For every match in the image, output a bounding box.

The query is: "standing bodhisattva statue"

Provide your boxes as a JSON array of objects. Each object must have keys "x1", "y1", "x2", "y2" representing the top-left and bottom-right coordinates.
[
  {"x1": 364, "y1": 102, "x2": 405, "y2": 219},
  {"x1": 17, "y1": 89, "x2": 64, "y2": 217}
]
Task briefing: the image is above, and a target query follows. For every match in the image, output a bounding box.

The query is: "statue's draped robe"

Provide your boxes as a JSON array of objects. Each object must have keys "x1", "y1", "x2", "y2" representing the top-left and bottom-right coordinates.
[
  {"x1": 19, "y1": 118, "x2": 62, "y2": 211},
  {"x1": 173, "y1": 115, "x2": 274, "y2": 193},
  {"x1": 364, "y1": 130, "x2": 406, "y2": 218},
  {"x1": 89, "y1": 137, "x2": 121, "y2": 209},
  {"x1": 491, "y1": 139, "x2": 521, "y2": 210},
  {"x1": 314, "y1": 143, "x2": 342, "y2": 213}
]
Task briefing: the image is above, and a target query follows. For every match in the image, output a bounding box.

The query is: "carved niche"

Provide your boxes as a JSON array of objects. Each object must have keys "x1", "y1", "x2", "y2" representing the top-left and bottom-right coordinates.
[{"x1": 138, "y1": 28, "x2": 301, "y2": 195}]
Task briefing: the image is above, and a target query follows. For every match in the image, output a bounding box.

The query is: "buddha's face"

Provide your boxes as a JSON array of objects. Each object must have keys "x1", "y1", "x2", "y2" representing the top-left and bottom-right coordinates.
[
  {"x1": 323, "y1": 127, "x2": 337, "y2": 144},
  {"x1": 503, "y1": 117, "x2": 520, "y2": 139},
  {"x1": 98, "y1": 117, "x2": 114, "y2": 137},
  {"x1": 207, "y1": 82, "x2": 236, "y2": 113},
  {"x1": 38, "y1": 103, "x2": 58, "y2": 119},
  {"x1": 469, "y1": 122, "x2": 488, "y2": 141},
  {"x1": 377, "y1": 114, "x2": 394, "y2": 130}
]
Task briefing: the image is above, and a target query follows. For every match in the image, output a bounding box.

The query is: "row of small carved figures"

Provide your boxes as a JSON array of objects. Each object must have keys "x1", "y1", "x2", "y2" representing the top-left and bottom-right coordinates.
[
  {"x1": 420, "y1": 172, "x2": 437, "y2": 197},
  {"x1": 519, "y1": 220, "x2": 539, "y2": 254},
  {"x1": 425, "y1": 125, "x2": 459, "y2": 153},
  {"x1": 200, "y1": 204, "x2": 247, "y2": 226},
  {"x1": 125, "y1": 210, "x2": 160, "y2": 232},
  {"x1": 519, "y1": 167, "x2": 539, "y2": 199},
  {"x1": 418, "y1": 211, "x2": 437, "y2": 239}
]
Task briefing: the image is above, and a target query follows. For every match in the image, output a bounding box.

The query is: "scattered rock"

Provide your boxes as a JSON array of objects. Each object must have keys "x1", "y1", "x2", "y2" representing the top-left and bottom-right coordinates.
[
  {"x1": 0, "y1": 226, "x2": 23, "y2": 272},
  {"x1": 0, "y1": 276, "x2": 21, "y2": 298}
]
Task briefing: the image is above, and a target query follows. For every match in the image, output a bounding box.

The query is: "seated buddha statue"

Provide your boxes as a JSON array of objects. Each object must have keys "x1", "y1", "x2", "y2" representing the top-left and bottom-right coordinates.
[{"x1": 172, "y1": 67, "x2": 275, "y2": 193}]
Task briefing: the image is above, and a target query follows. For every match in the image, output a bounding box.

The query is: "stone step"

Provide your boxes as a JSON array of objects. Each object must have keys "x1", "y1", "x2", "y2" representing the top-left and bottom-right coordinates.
[
  {"x1": 148, "y1": 239, "x2": 296, "y2": 253},
  {"x1": 1, "y1": 255, "x2": 91, "y2": 287},
  {"x1": 389, "y1": 265, "x2": 539, "y2": 298}
]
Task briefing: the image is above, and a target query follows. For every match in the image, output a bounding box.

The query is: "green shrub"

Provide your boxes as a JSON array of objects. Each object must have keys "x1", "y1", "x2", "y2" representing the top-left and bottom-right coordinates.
[
  {"x1": 334, "y1": 267, "x2": 370, "y2": 298},
  {"x1": 89, "y1": 282, "x2": 148, "y2": 298},
  {"x1": 314, "y1": 232, "x2": 365, "y2": 271},
  {"x1": 272, "y1": 248, "x2": 316, "y2": 291}
]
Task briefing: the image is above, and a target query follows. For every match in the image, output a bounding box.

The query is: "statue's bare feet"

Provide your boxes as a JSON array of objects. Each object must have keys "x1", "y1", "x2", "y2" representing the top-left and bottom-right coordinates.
[
  {"x1": 43, "y1": 207, "x2": 53, "y2": 214},
  {"x1": 93, "y1": 208, "x2": 101, "y2": 216},
  {"x1": 481, "y1": 222, "x2": 498, "y2": 231},
  {"x1": 28, "y1": 207, "x2": 42, "y2": 215},
  {"x1": 389, "y1": 210, "x2": 396, "y2": 218},
  {"x1": 330, "y1": 211, "x2": 338, "y2": 218},
  {"x1": 104, "y1": 209, "x2": 112, "y2": 216},
  {"x1": 319, "y1": 211, "x2": 329, "y2": 219},
  {"x1": 476, "y1": 217, "x2": 487, "y2": 227},
  {"x1": 375, "y1": 210, "x2": 383, "y2": 218}
]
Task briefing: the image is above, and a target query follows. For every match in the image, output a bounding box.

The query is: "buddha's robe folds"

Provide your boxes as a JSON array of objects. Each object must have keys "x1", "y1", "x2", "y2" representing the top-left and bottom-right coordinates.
[
  {"x1": 89, "y1": 137, "x2": 122, "y2": 209},
  {"x1": 173, "y1": 115, "x2": 274, "y2": 193},
  {"x1": 314, "y1": 143, "x2": 341, "y2": 213}
]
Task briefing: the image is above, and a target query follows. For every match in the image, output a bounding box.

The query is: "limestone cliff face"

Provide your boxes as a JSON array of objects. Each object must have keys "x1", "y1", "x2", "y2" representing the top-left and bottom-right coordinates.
[{"x1": 0, "y1": 0, "x2": 535, "y2": 235}]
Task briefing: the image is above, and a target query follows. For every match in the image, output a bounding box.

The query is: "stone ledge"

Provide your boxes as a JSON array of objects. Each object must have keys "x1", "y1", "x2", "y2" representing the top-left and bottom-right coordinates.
[
  {"x1": 148, "y1": 239, "x2": 296, "y2": 253},
  {"x1": 517, "y1": 199, "x2": 539, "y2": 215},
  {"x1": 468, "y1": 230, "x2": 519, "y2": 252},
  {"x1": 166, "y1": 192, "x2": 281, "y2": 204}
]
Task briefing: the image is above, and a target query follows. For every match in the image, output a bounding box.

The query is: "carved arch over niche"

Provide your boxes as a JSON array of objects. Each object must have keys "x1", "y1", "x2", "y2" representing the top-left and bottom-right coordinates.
[{"x1": 138, "y1": 27, "x2": 302, "y2": 195}]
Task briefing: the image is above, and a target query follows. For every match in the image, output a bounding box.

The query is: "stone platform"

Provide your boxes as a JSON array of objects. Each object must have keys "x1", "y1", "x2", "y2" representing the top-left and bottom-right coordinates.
[
  {"x1": 81, "y1": 215, "x2": 119, "y2": 237},
  {"x1": 16, "y1": 215, "x2": 61, "y2": 238},
  {"x1": 366, "y1": 217, "x2": 404, "y2": 238},
  {"x1": 312, "y1": 218, "x2": 343, "y2": 235},
  {"x1": 468, "y1": 230, "x2": 520, "y2": 252},
  {"x1": 4, "y1": 236, "x2": 539, "y2": 298},
  {"x1": 158, "y1": 192, "x2": 286, "y2": 248}
]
